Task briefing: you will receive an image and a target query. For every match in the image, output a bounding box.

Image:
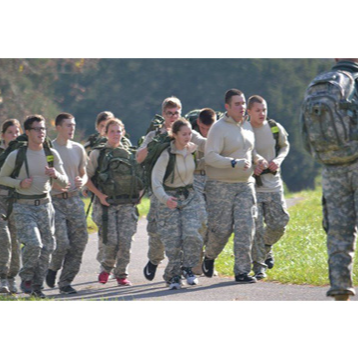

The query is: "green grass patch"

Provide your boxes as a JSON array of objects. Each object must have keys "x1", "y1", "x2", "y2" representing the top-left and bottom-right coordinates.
[{"x1": 216, "y1": 186, "x2": 358, "y2": 286}]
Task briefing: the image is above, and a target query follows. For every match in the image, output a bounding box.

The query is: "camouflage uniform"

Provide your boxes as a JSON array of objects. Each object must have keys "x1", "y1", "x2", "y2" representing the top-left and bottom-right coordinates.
[
  {"x1": 13, "y1": 200, "x2": 56, "y2": 290},
  {"x1": 251, "y1": 191, "x2": 290, "y2": 274},
  {"x1": 49, "y1": 194, "x2": 88, "y2": 288},
  {"x1": 205, "y1": 180, "x2": 257, "y2": 275},
  {"x1": 156, "y1": 189, "x2": 204, "y2": 282},
  {"x1": 0, "y1": 189, "x2": 20, "y2": 282},
  {"x1": 92, "y1": 197, "x2": 138, "y2": 279},
  {"x1": 301, "y1": 60, "x2": 358, "y2": 298}
]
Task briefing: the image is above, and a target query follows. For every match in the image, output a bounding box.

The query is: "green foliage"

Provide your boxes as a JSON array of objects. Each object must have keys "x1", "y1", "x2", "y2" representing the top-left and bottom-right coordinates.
[{"x1": 0, "y1": 58, "x2": 331, "y2": 191}]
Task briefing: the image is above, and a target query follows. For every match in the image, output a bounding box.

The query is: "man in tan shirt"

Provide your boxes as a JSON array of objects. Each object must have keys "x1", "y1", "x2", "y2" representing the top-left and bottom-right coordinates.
[
  {"x1": 203, "y1": 89, "x2": 266, "y2": 284},
  {"x1": 0, "y1": 115, "x2": 68, "y2": 298}
]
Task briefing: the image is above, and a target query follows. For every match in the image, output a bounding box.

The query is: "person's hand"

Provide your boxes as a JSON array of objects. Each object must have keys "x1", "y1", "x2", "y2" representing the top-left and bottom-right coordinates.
[
  {"x1": 45, "y1": 166, "x2": 58, "y2": 179},
  {"x1": 74, "y1": 176, "x2": 85, "y2": 189},
  {"x1": 166, "y1": 196, "x2": 178, "y2": 209},
  {"x1": 268, "y1": 160, "x2": 279, "y2": 172},
  {"x1": 235, "y1": 159, "x2": 250, "y2": 171},
  {"x1": 98, "y1": 193, "x2": 110, "y2": 207},
  {"x1": 20, "y1": 177, "x2": 33, "y2": 189}
]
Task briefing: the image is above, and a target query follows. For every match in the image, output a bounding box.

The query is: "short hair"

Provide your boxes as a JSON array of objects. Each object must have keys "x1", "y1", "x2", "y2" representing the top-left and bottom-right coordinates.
[
  {"x1": 24, "y1": 115, "x2": 46, "y2": 131},
  {"x1": 105, "y1": 118, "x2": 124, "y2": 134},
  {"x1": 198, "y1": 108, "x2": 217, "y2": 126},
  {"x1": 1, "y1": 119, "x2": 22, "y2": 134},
  {"x1": 247, "y1": 95, "x2": 266, "y2": 110},
  {"x1": 55, "y1": 112, "x2": 74, "y2": 126},
  {"x1": 162, "y1": 96, "x2": 182, "y2": 112},
  {"x1": 96, "y1": 111, "x2": 114, "y2": 127},
  {"x1": 171, "y1": 118, "x2": 191, "y2": 137},
  {"x1": 225, "y1": 89, "x2": 244, "y2": 104}
]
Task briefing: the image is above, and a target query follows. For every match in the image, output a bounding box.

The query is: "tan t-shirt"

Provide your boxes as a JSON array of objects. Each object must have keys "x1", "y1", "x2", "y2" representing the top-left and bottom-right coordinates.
[
  {"x1": 51, "y1": 139, "x2": 87, "y2": 195},
  {"x1": 252, "y1": 120, "x2": 289, "y2": 193},
  {"x1": 0, "y1": 147, "x2": 68, "y2": 195}
]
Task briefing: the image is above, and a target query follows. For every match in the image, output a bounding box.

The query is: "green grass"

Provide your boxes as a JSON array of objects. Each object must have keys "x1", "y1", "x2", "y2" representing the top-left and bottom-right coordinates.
[{"x1": 216, "y1": 186, "x2": 358, "y2": 286}]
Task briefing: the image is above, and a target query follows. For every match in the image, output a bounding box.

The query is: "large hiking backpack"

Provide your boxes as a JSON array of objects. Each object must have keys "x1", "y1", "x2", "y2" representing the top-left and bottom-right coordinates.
[
  {"x1": 184, "y1": 109, "x2": 223, "y2": 133},
  {"x1": 93, "y1": 145, "x2": 144, "y2": 205},
  {"x1": 301, "y1": 70, "x2": 358, "y2": 165},
  {"x1": 137, "y1": 114, "x2": 165, "y2": 147},
  {"x1": 141, "y1": 132, "x2": 175, "y2": 192}
]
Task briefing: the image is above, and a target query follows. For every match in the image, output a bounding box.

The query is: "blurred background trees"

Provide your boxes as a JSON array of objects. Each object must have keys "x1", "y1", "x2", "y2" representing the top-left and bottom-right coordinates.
[{"x1": 0, "y1": 58, "x2": 330, "y2": 191}]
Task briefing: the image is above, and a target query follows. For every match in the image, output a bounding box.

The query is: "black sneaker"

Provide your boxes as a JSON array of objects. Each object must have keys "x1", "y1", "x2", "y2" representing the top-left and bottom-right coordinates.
[
  {"x1": 235, "y1": 273, "x2": 257, "y2": 284},
  {"x1": 31, "y1": 289, "x2": 46, "y2": 299},
  {"x1": 20, "y1": 280, "x2": 32, "y2": 294},
  {"x1": 202, "y1": 257, "x2": 214, "y2": 277},
  {"x1": 60, "y1": 285, "x2": 77, "y2": 295},
  {"x1": 143, "y1": 261, "x2": 158, "y2": 281},
  {"x1": 265, "y1": 257, "x2": 274, "y2": 269},
  {"x1": 46, "y1": 269, "x2": 57, "y2": 288}
]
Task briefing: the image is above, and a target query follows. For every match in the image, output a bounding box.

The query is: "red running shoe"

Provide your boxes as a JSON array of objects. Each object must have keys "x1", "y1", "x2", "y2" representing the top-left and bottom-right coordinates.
[
  {"x1": 98, "y1": 271, "x2": 109, "y2": 284},
  {"x1": 117, "y1": 278, "x2": 132, "y2": 286}
]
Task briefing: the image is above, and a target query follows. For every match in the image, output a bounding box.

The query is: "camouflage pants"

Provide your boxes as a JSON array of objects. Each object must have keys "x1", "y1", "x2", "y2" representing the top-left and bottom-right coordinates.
[
  {"x1": 194, "y1": 174, "x2": 208, "y2": 242},
  {"x1": 322, "y1": 163, "x2": 358, "y2": 297},
  {"x1": 49, "y1": 195, "x2": 88, "y2": 288},
  {"x1": 0, "y1": 196, "x2": 20, "y2": 279},
  {"x1": 205, "y1": 180, "x2": 257, "y2": 276},
  {"x1": 251, "y1": 191, "x2": 290, "y2": 273},
  {"x1": 156, "y1": 190, "x2": 204, "y2": 282},
  {"x1": 93, "y1": 198, "x2": 138, "y2": 279},
  {"x1": 13, "y1": 201, "x2": 55, "y2": 290},
  {"x1": 146, "y1": 194, "x2": 165, "y2": 265}
]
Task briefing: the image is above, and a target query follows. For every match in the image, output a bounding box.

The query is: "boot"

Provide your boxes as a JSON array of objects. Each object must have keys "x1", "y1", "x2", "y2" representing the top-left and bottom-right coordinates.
[
  {"x1": 0, "y1": 278, "x2": 10, "y2": 294},
  {"x1": 7, "y1": 278, "x2": 18, "y2": 294}
]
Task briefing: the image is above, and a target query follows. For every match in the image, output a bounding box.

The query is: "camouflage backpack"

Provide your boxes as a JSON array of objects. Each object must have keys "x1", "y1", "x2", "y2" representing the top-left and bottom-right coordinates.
[
  {"x1": 141, "y1": 132, "x2": 176, "y2": 192},
  {"x1": 93, "y1": 144, "x2": 144, "y2": 205},
  {"x1": 301, "y1": 69, "x2": 358, "y2": 165}
]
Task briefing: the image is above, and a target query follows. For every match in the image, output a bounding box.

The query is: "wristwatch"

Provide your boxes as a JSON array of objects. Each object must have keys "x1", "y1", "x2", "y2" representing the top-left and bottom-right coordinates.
[{"x1": 231, "y1": 159, "x2": 237, "y2": 168}]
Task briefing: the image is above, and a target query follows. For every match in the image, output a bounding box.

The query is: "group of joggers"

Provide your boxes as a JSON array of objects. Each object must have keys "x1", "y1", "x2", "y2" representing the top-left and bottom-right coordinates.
[{"x1": 0, "y1": 88, "x2": 290, "y2": 297}]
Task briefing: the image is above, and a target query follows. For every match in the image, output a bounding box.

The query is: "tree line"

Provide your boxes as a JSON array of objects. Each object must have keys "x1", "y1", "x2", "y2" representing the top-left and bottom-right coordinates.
[{"x1": 0, "y1": 58, "x2": 331, "y2": 191}]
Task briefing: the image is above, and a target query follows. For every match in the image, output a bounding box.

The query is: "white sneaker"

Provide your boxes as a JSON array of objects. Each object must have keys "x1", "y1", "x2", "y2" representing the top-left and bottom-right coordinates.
[
  {"x1": 182, "y1": 267, "x2": 199, "y2": 285},
  {"x1": 7, "y1": 278, "x2": 18, "y2": 294},
  {"x1": 168, "y1": 276, "x2": 182, "y2": 290},
  {"x1": 0, "y1": 279, "x2": 10, "y2": 294}
]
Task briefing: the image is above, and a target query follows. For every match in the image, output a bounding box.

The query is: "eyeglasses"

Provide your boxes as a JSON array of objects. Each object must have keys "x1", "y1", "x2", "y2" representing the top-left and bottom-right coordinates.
[
  {"x1": 29, "y1": 127, "x2": 46, "y2": 132},
  {"x1": 165, "y1": 111, "x2": 180, "y2": 117}
]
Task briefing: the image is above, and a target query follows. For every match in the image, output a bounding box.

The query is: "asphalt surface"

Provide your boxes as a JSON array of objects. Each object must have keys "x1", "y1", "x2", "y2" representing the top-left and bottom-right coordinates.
[{"x1": 13, "y1": 198, "x2": 357, "y2": 301}]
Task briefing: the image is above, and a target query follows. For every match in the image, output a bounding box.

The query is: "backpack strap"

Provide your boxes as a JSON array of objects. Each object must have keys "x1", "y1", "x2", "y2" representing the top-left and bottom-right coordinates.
[
  {"x1": 163, "y1": 146, "x2": 176, "y2": 184},
  {"x1": 267, "y1": 119, "x2": 281, "y2": 157}
]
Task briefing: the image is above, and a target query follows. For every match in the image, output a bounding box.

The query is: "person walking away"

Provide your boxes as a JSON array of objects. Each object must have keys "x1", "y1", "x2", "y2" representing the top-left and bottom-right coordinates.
[{"x1": 301, "y1": 58, "x2": 358, "y2": 301}]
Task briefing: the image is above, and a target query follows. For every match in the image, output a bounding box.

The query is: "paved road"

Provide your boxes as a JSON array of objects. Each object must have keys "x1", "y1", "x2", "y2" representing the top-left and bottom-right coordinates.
[{"x1": 14, "y1": 198, "x2": 357, "y2": 301}]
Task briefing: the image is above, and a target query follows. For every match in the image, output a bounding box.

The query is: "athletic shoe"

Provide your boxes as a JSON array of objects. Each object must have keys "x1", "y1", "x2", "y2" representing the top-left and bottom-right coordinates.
[
  {"x1": 254, "y1": 272, "x2": 267, "y2": 280},
  {"x1": 168, "y1": 276, "x2": 182, "y2": 290},
  {"x1": 182, "y1": 267, "x2": 199, "y2": 285},
  {"x1": 98, "y1": 271, "x2": 110, "y2": 284},
  {"x1": 265, "y1": 257, "x2": 274, "y2": 269},
  {"x1": 202, "y1": 257, "x2": 215, "y2": 277},
  {"x1": 0, "y1": 279, "x2": 10, "y2": 294},
  {"x1": 46, "y1": 269, "x2": 57, "y2": 288},
  {"x1": 31, "y1": 289, "x2": 46, "y2": 299},
  {"x1": 235, "y1": 273, "x2": 257, "y2": 284},
  {"x1": 7, "y1": 278, "x2": 18, "y2": 294},
  {"x1": 117, "y1": 278, "x2": 132, "y2": 286},
  {"x1": 143, "y1": 261, "x2": 158, "y2": 281},
  {"x1": 20, "y1": 280, "x2": 32, "y2": 294},
  {"x1": 60, "y1": 285, "x2": 77, "y2": 294}
]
